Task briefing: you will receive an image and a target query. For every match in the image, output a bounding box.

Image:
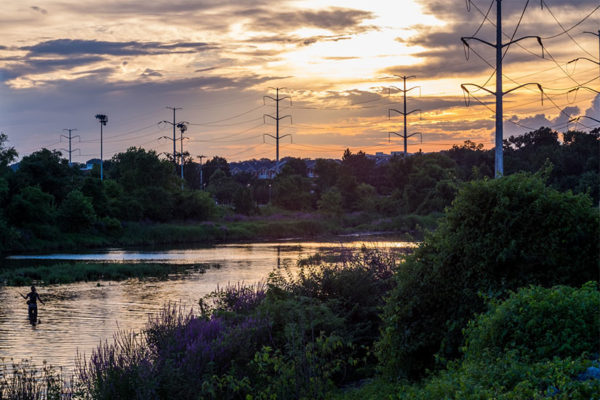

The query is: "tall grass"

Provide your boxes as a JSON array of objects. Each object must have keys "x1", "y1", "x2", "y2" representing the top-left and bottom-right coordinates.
[
  {"x1": 0, "y1": 262, "x2": 216, "y2": 286},
  {"x1": 0, "y1": 359, "x2": 75, "y2": 400}
]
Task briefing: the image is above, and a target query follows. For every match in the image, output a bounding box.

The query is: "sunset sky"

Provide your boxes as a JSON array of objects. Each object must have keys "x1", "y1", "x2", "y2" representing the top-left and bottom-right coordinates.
[{"x1": 1, "y1": 0, "x2": 598, "y2": 163}]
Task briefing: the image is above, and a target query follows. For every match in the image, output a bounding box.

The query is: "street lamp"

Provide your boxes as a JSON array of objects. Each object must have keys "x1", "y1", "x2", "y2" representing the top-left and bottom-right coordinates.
[{"x1": 95, "y1": 114, "x2": 108, "y2": 180}]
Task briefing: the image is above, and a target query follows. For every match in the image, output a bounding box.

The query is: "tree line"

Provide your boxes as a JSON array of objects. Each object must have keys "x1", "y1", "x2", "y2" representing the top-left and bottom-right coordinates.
[{"x1": 0, "y1": 127, "x2": 597, "y2": 252}]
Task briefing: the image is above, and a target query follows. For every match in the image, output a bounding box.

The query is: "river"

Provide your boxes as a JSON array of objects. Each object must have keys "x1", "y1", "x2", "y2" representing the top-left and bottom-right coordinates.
[{"x1": 0, "y1": 240, "x2": 413, "y2": 372}]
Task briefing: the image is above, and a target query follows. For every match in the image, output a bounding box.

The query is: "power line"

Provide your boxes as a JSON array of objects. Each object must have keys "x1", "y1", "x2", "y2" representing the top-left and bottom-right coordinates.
[{"x1": 541, "y1": 0, "x2": 597, "y2": 59}]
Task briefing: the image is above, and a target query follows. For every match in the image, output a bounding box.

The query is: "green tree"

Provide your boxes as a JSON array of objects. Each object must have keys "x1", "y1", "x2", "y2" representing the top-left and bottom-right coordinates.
[
  {"x1": 233, "y1": 186, "x2": 255, "y2": 215},
  {"x1": 273, "y1": 174, "x2": 312, "y2": 210},
  {"x1": 15, "y1": 149, "x2": 75, "y2": 203},
  {"x1": 57, "y1": 190, "x2": 97, "y2": 232},
  {"x1": 341, "y1": 149, "x2": 375, "y2": 184},
  {"x1": 377, "y1": 173, "x2": 599, "y2": 379},
  {"x1": 281, "y1": 157, "x2": 307, "y2": 177},
  {"x1": 203, "y1": 156, "x2": 230, "y2": 186},
  {"x1": 110, "y1": 147, "x2": 175, "y2": 191},
  {"x1": 317, "y1": 188, "x2": 343, "y2": 218},
  {"x1": 0, "y1": 132, "x2": 17, "y2": 174},
  {"x1": 8, "y1": 186, "x2": 55, "y2": 227},
  {"x1": 314, "y1": 159, "x2": 339, "y2": 193}
]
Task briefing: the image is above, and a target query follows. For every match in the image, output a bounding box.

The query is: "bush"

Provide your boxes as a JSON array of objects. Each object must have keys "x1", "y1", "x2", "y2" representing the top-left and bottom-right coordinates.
[
  {"x1": 377, "y1": 173, "x2": 599, "y2": 379},
  {"x1": 57, "y1": 190, "x2": 97, "y2": 232},
  {"x1": 173, "y1": 190, "x2": 217, "y2": 221},
  {"x1": 463, "y1": 283, "x2": 600, "y2": 362}
]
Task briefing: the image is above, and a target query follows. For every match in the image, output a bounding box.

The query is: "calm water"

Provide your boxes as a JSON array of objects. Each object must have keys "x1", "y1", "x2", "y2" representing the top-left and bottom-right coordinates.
[{"x1": 0, "y1": 241, "x2": 413, "y2": 371}]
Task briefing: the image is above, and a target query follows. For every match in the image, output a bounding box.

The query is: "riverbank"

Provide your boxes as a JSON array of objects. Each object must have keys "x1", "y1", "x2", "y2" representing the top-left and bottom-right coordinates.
[{"x1": 3, "y1": 212, "x2": 439, "y2": 256}]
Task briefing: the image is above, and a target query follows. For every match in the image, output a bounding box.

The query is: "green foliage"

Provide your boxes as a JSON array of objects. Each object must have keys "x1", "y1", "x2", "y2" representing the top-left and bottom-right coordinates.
[
  {"x1": 314, "y1": 158, "x2": 339, "y2": 192},
  {"x1": 463, "y1": 283, "x2": 600, "y2": 362},
  {"x1": 317, "y1": 188, "x2": 343, "y2": 217},
  {"x1": 0, "y1": 132, "x2": 17, "y2": 171},
  {"x1": 57, "y1": 190, "x2": 97, "y2": 232},
  {"x1": 394, "y1": 354, "x2": 600, "y2": 400},
  {"x1": 109, "y1": 147, "x2": 174, "y2": 190},
  {"x1": 81, "y1": 177, "x2": 109, "y2": 217},
  {"x1": 173, "y1": 190, "x2": 217, "y2": 220},
  {"x1": 206, "y1": 169, "x2": 241, "y2": 205},
  {"x1": 203, "y1": 156, "x2": 231, "y2": 185},
  {"x1": 232, "y1": 186, "x2": 255, "y2": 215},
  {"x1": 8, "y1": 186, "x2": 55, "y2": 227},
  {"x1": 281, "y1": 157, "x2": 308, "y2": 177},
  {"x1": 377, "y1": 173, "x2": 600, "y2": 379},
  {"x1": 0, "y1": 262, "x2": 210, "y2": 285},
  {"x1": 15, "y1": 148, "x2": 75, "y2": 203},
  {"x1": 273, "y1": 174, "x2": 312, "y2": 210}
]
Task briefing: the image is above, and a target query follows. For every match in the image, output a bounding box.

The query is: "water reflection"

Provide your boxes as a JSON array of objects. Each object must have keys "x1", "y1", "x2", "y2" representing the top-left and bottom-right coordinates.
[{"x1": 0, "y1": 241, "x2": 413, "y2": 371}]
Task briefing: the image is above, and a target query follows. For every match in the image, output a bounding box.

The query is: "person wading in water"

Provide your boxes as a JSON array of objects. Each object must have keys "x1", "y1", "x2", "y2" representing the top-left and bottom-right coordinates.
[{"x1": 20, "y1": 286, "x2": 44, "y2": 322}]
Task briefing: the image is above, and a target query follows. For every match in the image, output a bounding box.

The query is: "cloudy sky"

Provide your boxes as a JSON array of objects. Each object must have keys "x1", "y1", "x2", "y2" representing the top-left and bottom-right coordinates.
[{"x1": 1, "y1": 0, "x2": 598, "y2": 162}]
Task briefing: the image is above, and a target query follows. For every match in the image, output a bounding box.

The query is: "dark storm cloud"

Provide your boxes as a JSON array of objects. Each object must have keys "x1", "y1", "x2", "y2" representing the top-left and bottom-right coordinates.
[
  {"x1": 24, "y1": 39, "x2": 216, "y2": 57},
  {"x1": 241, "y1": 7, "x2": 375, "y2": 33},
  {"x1": 61, "y1": 0, "x2": 272, "y2": 15},
  {"x1": 0, "y1": 56, "x2": 105, "y2": 81}
]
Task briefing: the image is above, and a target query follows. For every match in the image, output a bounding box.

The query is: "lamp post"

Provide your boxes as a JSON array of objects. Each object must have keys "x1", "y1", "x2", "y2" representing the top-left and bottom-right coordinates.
[{"x1": 95, "y1": 114, "x2": 108, "y2": 180}]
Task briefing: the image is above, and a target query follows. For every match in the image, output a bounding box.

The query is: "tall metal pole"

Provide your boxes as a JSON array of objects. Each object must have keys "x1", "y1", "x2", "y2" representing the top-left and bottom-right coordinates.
[
  {"x1": 198, "y1": 155, "x2": 206, "y2": 190},
  {"x1": 61, "y1": 128, "x2": 79, "y2": 167},
  {"x1": 263, "y1": 88, "x2": 292, "y2": 173},
  {"x1": 388, "y1": 76, "x2": 420, "y2": 156},
  {"x1": 165, "y1": 106, "x2": 182, "y2": 164},
  {"x1": 495, "y1": 0, "x2": 503, "y2": 178},
  {"x1": 176, "y1": 122, "x2": 188, "y2": 190},
  {"x1": 100, "y1": 123, "x2": 104, "y2": 180},
  {"x1": 95, "y1": 114, "x2": 108, "y2": 181},
  {"x1": 276, "y1": 88, "x2": 279, "y2": 169},
  {"x1": 461, "y1": 1, "x2": 544, "y2": 178},
  {"x1": 403, "y1": 77, "x2": 408, "y2": 155},
  {"x1": 172, "y1": 108, "x2": 176, "y2": 163}
]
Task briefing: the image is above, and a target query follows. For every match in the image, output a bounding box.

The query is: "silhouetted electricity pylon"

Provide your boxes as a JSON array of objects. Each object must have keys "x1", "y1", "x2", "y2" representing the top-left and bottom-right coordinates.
[
  {"x1": 159, "y1": 106, "x2": 182, "y2": 164},
  {"x1": 60, "y1": 128, "x2": 80, "y2": 167},
  {"x1": 263, "y1": 87, "x2": 292, "y2": 172},
  {"x1": 461, "y1": 0, "x2": 544, "y2": 178},
  {"x1": 388, "y1": 76, "x2": 422, "y2": 156}
]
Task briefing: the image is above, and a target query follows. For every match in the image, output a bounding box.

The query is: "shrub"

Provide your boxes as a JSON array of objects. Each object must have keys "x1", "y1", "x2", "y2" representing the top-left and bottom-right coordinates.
[
  {"x1": 58, "y1": 190, "x2": 96, "y2": 232},
  {"x1": 463, "y1": 283, "x2": 600, "y2": 362},
  {"x1": 377, "y1": 173, "x2": 599, "y2": 379}
]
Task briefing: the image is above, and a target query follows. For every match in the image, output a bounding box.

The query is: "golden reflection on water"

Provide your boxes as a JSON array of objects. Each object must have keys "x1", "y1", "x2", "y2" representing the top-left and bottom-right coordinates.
[{"x1": 0, "y1": 241, "x2": 413, "y2": 371}]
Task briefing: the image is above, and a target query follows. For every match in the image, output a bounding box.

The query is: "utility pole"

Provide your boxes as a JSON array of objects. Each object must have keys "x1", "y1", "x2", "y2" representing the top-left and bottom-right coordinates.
[
  {"x1": 263, "y1": 88, "x2": 292, "y2": 173},
  {"x1": 95, "y1": 114, "x2": 108, "y2": 180},
  {"x1": 160, "y1": 106, "x2": 182, "y2": 164},
  {"x1": 198, "y1": 155, "x2": 206, "y2": 190},
  {"x1": 176, "y1": 122, "x2": 189, "y2": 190},
  {"x1": 388, "y1": 76, "x2": 421, "y2": 156},
  {"x1": 461, "y1": 0, "x2": 544, "y2": 178},
  {"x1": 60, "y1": 128, "x2": 79, "y2": 167}
]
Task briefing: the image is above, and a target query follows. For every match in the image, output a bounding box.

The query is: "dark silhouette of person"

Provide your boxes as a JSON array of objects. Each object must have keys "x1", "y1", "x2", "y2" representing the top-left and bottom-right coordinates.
[{"x1": 20, "y1": 286, "x2": 44, "y2": 322}]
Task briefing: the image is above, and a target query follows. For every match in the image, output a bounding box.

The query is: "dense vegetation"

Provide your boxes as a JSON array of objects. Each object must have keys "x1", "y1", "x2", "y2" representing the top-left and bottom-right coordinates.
[
  {"x1": 0, "y1": 127, "x2": 598, "y2": 398},
  {"x1": 3, "y1": 171, "x2": 594, "y2": 399},
  {"x1": 0, "y1": 127, "x2": 598, "y2": 254}
]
